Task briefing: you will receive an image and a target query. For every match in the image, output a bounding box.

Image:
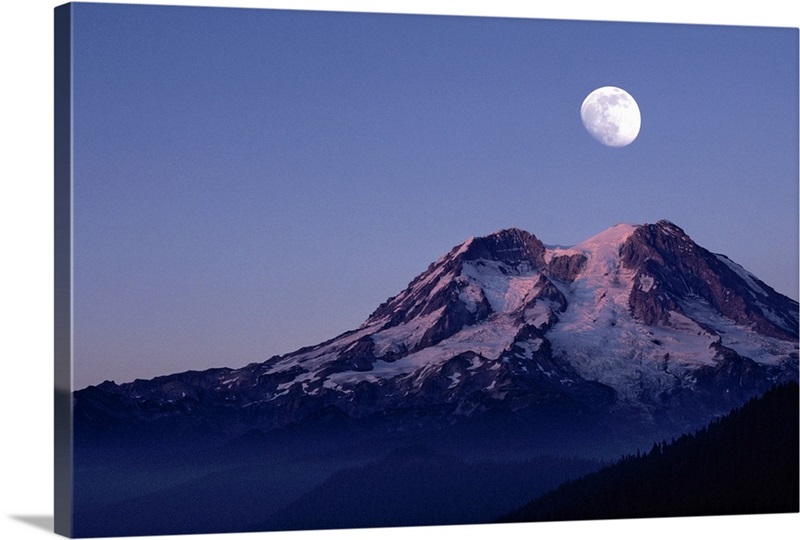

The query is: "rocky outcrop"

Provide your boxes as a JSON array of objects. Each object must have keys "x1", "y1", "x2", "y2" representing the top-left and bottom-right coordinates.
[
  {"x1": 548, "y1": 253, "x2": 587, "y2": 282},
  {"x1": 417, "y1": 282, "x2": 492, "y2": 349},
  {"x1": 621, "y1": 220, "x2": 798, "y2": 339},
  {"x1": 531, "y1": 274, "x2": 568, "y2": 312},
  {"x1": 462, "y1": 228, "x2": 547, "y2": 270},
  {"x1": 626, "y1": 262, "x2": 682, "y2": 326}
]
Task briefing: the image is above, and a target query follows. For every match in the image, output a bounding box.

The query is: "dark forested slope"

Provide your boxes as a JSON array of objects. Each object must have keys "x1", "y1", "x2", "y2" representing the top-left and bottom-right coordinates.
[{"x1": 502, "y1": 381, "x2": 799, "y2": 522}]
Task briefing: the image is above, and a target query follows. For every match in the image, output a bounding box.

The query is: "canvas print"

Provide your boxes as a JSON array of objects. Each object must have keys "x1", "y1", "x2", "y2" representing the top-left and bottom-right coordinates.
[{"x1": 54, "y1": 2, "x2": 799, "y2": 538}]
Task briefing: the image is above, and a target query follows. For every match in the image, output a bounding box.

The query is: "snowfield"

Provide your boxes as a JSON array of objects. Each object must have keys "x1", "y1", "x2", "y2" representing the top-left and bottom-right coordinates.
[{"x1": 255, "y1": 224, "x2": 796, "y2": 408}]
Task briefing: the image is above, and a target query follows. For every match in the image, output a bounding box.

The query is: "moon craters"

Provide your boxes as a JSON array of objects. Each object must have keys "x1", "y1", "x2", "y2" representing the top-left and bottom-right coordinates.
[{"x1": 581, "y1": 86, "x2": 641, "y2": 147}]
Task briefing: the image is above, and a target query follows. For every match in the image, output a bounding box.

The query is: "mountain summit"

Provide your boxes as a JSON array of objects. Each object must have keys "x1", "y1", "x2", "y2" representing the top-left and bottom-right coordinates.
[{"x1": 74, "y1": 221, "x2": 798, "y2": 452}]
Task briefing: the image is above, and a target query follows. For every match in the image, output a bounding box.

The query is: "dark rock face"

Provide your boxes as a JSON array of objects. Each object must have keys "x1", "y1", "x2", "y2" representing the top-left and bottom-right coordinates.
[
  {"x1": 366, "y1": 228, "x2": 544, "y2": 345},
  {"x1": 366, "y1": 250, "x2": 463, "y2": 328},
  {"x1": 670, "y1": 343, "x2": 800, "y2": 422},
  {"x1": 417, "y1": 282, "x2": 493, "y2": 349},
  {"x1": 621, "y1": 220, "x2": 798, "y2": 339},
  {"x1": 531, "y1": 274, "x2": 569, "y2": 313},
  {"x1": 498, "y1": 325, "x2": 617, "y2": 412},
  {"x1": 334, "y1": 338, "x2": 378, "y2": 372},
  {"x1": 548, "y1": 253, "x2": 587, "y2": 282},
  {"x1": 462, "y1": 228, "x2": 547, "y2": 269},
  {"x1": 626, "y1": 260, "x2": 682, "y2": 325}
]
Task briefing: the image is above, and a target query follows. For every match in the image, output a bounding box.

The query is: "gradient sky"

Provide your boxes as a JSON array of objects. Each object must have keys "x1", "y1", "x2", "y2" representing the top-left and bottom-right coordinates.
[{"x1": 70, "y1": 2, "x2": 799, "y2": 389}]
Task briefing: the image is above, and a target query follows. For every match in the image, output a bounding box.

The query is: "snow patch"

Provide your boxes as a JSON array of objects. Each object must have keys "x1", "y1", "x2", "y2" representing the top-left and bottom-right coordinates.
[
  {"x1": 468, "y1": 356, "x2": 484, "y2": 370},
  {"x1": 543, "y1": 245, "x2": 580, "y2": 264},
  {"x1": 680, "y1": 296, "x2": 796, "y2": 365},
  {"x1": 452, "y1": 236, "x2": 475, "y2": 258},
  {"x1": 639, "y1": 275, "x2": 655, "y2": 293},
  {"x1": 523, "y1": 302, "x2": 554, "y2": 328},
  {"x1": 543, "y1": 223, "x2": 736, "y2": 405},
  {"x1": 372, "y1": 307, "x2": 445, "y2": 357},
  {"x1": 536, "y1": 363, "x2": 555, "y2": 378},
  {"x1": 271, "y1": 323, "x2": 380, "y2": 373},
  {"x1": 516, "y1": 339, "x2": 543, "y2": 359},
  {"x1": 448, "y1": 372, "x2": 461, "y2": 388},
  {"x1": 461, "y1": 260, "x2": 541, "y2": 313},
  {"x1": 757, "y1": 301, "x2": 796, "y2": 331},
  {"x1": 332, "y1": 314, "x2": 521, "y2": 384},
  {"x1": 458, "y1": 281, "x2": 485, "y2": 314}
]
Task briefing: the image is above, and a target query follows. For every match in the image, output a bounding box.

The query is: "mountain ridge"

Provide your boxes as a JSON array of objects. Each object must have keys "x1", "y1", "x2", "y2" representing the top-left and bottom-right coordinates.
[{"x1": 74, "y1": 220, "x2": 799, "y2": 453}]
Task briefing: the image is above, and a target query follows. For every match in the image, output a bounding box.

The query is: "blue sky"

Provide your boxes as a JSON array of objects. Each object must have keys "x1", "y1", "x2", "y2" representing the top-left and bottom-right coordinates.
[{"x1": 70, "y1": 3, "x2": 798, "y2": 388}]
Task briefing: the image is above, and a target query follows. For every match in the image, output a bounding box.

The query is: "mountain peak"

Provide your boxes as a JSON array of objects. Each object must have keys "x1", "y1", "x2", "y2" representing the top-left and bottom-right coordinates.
[
  {"x1": 482, "y1": 226, "x2": 532, "y2": 239},
  {"x1": 461, "y1": 228, "x2": 546, "y2": 269},
  {"x1": 74, "y1": 219, "x2": 799, "y2": 462},
  {"x1": 571, "y1": 223, "x2": 638, "y2": 253},
  {"x1": 654, "y1": 219, "x2": 683, "y2": 232},
  {"x1": 639, "y1": 219, "x2": 692, "y2": 245},
  {"x1": 619, "y1": 220, "x2": 798, "y2": 338}
]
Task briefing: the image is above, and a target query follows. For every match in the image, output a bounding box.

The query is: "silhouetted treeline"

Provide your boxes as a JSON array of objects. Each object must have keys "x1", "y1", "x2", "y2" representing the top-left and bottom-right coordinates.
[{"x1": 501, "y1": 381, "x2": 799, "y2": 521}]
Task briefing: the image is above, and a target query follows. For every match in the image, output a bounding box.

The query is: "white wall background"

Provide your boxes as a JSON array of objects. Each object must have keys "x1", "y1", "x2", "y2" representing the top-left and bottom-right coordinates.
[{"x1": 1, "y1": 2, "x2": 797, "y2": 540}]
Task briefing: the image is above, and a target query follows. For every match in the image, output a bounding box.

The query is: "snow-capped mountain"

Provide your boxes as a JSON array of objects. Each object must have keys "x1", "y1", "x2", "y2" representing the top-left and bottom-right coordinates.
[{"x1": 74, "y1": 221, "x2": 798, "y2": 446}]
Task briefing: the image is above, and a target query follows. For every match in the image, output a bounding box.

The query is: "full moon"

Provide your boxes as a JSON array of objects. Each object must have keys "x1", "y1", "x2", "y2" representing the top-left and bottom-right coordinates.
[{"x1": 580, "y1": 86, "x2": 641, "y2": 147}]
